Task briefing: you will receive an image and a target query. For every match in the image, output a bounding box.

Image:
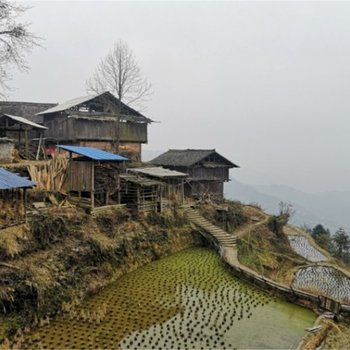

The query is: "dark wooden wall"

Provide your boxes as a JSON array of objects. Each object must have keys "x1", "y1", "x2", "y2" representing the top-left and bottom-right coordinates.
[
  {"x1": 186, "y1": 180, "x2": 224, "y2": 198},
  {"x1": 190, "y1": 166, "x2": 229, "y2": 182},
  {"x1": 69, "y1": 161, "x2": 93, "y2": 192},
  {"x1": 43, "y1": 115, "x2": 147, "y2": 143}
]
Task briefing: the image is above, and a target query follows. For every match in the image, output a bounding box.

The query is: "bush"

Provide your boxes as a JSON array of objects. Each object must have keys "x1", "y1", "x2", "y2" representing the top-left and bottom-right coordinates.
[
  {"x1": 31, "y1": 214, "x2": 68, "y2": 248},
  {"x1": 267, "y1": 214, "x2": 289, "y2": 241}
]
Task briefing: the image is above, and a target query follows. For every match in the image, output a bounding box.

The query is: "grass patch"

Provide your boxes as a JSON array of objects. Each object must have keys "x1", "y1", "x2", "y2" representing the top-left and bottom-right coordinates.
[{"x1": 237, "y1": 224, "x2": 306, "y2": 283}]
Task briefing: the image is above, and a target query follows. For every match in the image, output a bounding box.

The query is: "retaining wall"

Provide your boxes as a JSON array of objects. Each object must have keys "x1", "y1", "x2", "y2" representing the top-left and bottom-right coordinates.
[{"x1": 197, "y1": 227, "x2": 350, "y2": 319}]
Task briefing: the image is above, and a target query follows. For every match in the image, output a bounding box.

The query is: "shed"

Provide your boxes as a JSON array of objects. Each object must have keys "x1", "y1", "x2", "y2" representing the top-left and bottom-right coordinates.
[
  {"x1": 0, "y1": 114, "x2": 48, "y2": 160},
  {"x1": 151, "y1": 149, "x2": 239, "y2": 198},
  {"x1": 119, "y1": 174, "x2": 163, "y2": 213},
  {"x1": 58, "y1": 145, "x2": 128, "y2": 209},
  {"x1": 128, "y1": 166, "x2": 187, "y2": 203},
  {"x1": 0, "y1": 167, "x2": 35, "y2": 228}
]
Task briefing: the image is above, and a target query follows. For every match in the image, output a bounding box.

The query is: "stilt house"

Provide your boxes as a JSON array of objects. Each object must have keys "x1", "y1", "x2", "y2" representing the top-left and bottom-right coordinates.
[
  {"x1": 151, "y1": 149, "x2": 238, "y2": 198},
  {"x1": 58, "y1": 145, "x2": 128, "y2": 210},
  {"x1": 38, "y1": 92, "x2": 152, "y2": 162},
  {"x1": 0, "y1": 167, "x2": 35, "y2": 228}
]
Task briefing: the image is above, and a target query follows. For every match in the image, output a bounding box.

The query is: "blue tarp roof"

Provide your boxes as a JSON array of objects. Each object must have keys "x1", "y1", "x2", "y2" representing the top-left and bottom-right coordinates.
[
  {"x1": 0, "y1": 167, "x2": 35, "y2": 190},
  {"x1": 58, "y1": 145, "x2": 129, "y2": 161}
]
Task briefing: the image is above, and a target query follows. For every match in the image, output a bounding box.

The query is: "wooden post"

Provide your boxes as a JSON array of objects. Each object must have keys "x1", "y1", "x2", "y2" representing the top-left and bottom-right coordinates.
[
  {"x1": 24, "y1": 129, "x2": 29, "y2": 159},
  {"x1": 69, "y1": 152, "x2": 72, "y2": 199},
  {"x1": 91, "y1": 162, "x2": 95, "y2": 209},
  {"x1": 23, "y1": 188, "x2": 27, "y2": 223},
  {"x1": 160, "y1": 185, "x2": 163, "y2": 213},
  {"x1": 181, "y1": 180, "x2": 185, "y2": 204},
  {"x1": 36, "y1": 132, "x2": 43, "y2": 160},
  {"x1": 137, "y1": 186, "x2": 140, "y2": 212},
  {"x1": 18, "y1": 127, "x2": 21, "y2": 149},
  {"x1": 117, "y1": 175, "x2": 121, "y2": 204}
]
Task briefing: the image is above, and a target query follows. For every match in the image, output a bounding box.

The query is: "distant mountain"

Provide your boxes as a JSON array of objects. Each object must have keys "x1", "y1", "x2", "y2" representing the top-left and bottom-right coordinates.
[{"x1": 225, "y1": 179, "x2": 350, "y2": 233}]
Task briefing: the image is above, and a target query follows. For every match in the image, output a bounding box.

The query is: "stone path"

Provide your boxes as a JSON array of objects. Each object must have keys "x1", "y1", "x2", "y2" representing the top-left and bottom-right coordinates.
[
  {"x1": 186, "y1": 208, "x2": 237, "y2": 247},
  {"x1": 185, "y1": 207, "x2": 350, "y2": 312}
]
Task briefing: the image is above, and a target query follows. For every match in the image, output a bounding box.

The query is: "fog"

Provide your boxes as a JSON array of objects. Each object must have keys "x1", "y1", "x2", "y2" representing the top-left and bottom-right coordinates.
[{"x1": 9, "y1": 1, "x2": 350, "y2": 193}]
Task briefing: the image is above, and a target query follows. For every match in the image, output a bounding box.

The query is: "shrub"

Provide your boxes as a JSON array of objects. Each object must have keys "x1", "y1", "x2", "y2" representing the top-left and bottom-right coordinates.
[{"x1": 31, "y1": 214, "x2": 68, "y2": 248}]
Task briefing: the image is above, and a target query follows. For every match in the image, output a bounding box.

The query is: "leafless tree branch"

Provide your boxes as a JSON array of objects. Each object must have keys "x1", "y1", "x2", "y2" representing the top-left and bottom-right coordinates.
[
  {"x1": 86, "y1": 40, "x2": 152, "y2": 110},
  {"x1": 0, "y1": 1, "x2": 42, "y2": 98}
]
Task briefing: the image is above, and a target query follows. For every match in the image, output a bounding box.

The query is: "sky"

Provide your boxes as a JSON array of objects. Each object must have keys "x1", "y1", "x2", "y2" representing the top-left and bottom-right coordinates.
[{"x1": 7, "y1": 1, "x2": 350, "y2": 193}]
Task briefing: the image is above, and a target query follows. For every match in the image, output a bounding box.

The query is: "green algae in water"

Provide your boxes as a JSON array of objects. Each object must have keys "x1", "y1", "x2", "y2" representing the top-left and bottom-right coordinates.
[{"x1": 21, "y1": 247, "x2": 315, "y2": 349}]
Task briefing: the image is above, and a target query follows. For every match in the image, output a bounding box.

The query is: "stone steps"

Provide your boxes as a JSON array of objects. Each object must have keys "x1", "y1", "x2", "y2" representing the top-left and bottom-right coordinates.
[{"x1": 186, "y1": 209, "x2": 237, "y2": 248}]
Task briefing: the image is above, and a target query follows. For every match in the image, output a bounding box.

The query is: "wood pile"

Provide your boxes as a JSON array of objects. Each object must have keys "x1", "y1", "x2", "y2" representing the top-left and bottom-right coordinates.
[
  {"x1": 94, "y1": 164, "x2": 119, "y2": 193},
  {"x1": 68, "y1": 196, "x2": 92, "y2": 210},
  {"x1": 28, "y1": 154, "x2": 68, "y2": 193}
]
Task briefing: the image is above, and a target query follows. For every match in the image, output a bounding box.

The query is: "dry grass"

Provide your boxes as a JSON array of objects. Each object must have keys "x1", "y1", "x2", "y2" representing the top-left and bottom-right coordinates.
[
  {"x1": 0, "y1": 225, "x2": 28, "y2": 259},
  {"x1": 241, "y1": 204, "x2": 266, "y2": 221},
  {"x1": 300, "y1": 318, "x2": 337, "y2": 350},
  {"x1": 26, "y1": 263, "x2": 59, "y2": 291},
  {"x1": 322, "y1": 321, "x2": 350, "y2": 350},
  {"x1": 237, "y1": 224, "x2": 307, "y2": 282}
]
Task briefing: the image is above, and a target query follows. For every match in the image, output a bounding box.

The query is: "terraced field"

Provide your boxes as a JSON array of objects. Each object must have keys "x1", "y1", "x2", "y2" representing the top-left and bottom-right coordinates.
[
  {"x1": 18, "y1": 248, "x2": 315, "y2": 349},
  {"x1": 288, "y1": 235, "x2": 327, "y2": 262},
  {"x1": 293, "y1": 266, "x2": 350, "y2": 304}
]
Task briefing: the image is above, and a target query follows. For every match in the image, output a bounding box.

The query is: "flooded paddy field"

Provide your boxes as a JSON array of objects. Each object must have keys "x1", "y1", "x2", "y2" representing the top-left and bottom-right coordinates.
[
  {"x1": 21, "y1": 248, "x2": 315, "y2": 349},
  {"x1": 288, "y1": 235, "x2": 327, "y2": 262},
  {"x1": 293, "y1": 265, "x2": 350, "y2": 304}
]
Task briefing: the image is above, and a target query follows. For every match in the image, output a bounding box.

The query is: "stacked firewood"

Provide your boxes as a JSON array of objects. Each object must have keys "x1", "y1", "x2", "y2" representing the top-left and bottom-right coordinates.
[
  {"x1": 94, "y1": 164, "x2": 119, "y2": 193},
  {"x1": 28, "y1": 154, "x2": 68, "y2": 193}
]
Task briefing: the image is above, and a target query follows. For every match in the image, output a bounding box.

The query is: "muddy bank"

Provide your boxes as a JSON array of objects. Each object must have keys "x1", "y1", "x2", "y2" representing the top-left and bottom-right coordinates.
[{"x1": 0, "y1": 207, "x2": 204, "y2": 340}]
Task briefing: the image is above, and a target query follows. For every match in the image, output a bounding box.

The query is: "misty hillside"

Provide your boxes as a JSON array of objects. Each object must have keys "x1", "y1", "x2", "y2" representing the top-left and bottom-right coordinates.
[{"x1": 225, "y1": 179, "x2": 350, "y2": 233}]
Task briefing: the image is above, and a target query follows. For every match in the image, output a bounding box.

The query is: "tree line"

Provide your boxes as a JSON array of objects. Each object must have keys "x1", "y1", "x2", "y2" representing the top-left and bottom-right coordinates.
[{"x1": 307, "y1": 224, "x2": 350, "y2": 265}]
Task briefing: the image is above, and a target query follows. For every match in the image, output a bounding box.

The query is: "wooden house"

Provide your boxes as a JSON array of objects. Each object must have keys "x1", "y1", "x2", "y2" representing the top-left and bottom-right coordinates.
[
  {"x1": 58, "y1": 145, "x2": 128, "y2": 210},
  {"x1": 37, "y1": 92, "x2": 152, "y2": 163},
  {"x1": 151, "y1": 149, "x2": 238, "y2": 198},
  {"x1": 0, "y1": 114, "x2": 48, "y2": 160},
  {"x1": 0, "y1": 167, "x2": 35, "y2": 228}
]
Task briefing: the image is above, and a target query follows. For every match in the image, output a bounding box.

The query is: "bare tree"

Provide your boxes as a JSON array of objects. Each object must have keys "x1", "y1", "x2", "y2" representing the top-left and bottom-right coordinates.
[
  {"x1": 86, "y1": 40, "x2": 152, "y2": 152},
  {"x1": 278, "y1": 201, "x2": 295, "y2": 219},
  {"x1": 87, "y1": 40, "x2": 151, "y2": 108},
  {"x1": 0, "y1": 1, "x2": 41, "y2": 97}
]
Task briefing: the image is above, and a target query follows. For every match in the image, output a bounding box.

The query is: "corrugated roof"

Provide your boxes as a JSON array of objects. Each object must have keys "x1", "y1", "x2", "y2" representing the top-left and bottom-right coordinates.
[
  {"x1": 0, "y1": 167, "x2": 35, "y2": 190},
  {"x1": 36, "y1": 94, "x2": 99, "y2": 115},
  {"x1": 129, "y1": 167, "x2": 188, "y2": 179},
  {"x1": 151, "y1": 149, "x2": 238, "y2": 168},
  {"x1": 120, "y1": 174, "x2": 163, "y2": 187},
  {"x1": 0, "y1": 114, "x2": 48, "y2": 129},
  {"x1": 58, "y1": 145, "x2": 129, "y2": 161},
  {"x1": 36, "y1": 91, "x2": 151, "y2": 122}
]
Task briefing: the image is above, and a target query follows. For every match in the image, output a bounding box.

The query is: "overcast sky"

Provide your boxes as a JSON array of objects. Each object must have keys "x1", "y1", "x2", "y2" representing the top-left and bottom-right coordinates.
[{"x1": 8, "y1": 1, "x2": 350, "y2": 193}]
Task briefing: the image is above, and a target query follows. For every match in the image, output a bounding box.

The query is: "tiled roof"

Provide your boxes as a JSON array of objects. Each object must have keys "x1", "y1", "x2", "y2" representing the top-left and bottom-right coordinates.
[{"x1": 151, "y1": 149, "x2": 238, "y2": 168}]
